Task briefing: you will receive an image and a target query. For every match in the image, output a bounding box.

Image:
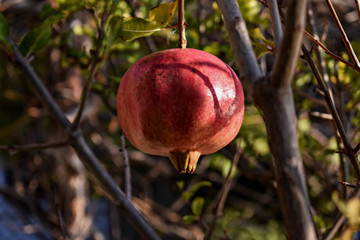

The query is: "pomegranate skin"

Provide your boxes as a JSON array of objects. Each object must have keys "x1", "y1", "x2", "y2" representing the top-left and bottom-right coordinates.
[{"x1": 117, "y1": 48, "x2": 244, "y2": 173}]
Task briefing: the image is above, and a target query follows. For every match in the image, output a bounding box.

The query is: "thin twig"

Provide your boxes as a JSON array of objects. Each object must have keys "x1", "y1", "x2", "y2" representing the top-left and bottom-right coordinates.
[
  {"x1": 340, "y1": 181, "x2": 357, "y2": 188},
  {"x1": 54, "y1": 186, "x2": 69, "y2": 238},
  {"x1": 307, "y1": 0, "x2": 332, "y2": 86},
  {"x1": 177, "y1": 0, "x2": 186, "y2": 48},
  {"x1": 355, "y1": 0, "x2": 360, "y2": 24},
  {"x1": 120, "y1": 131, "x2": 132, "y2": 199},
  {"x1": 325, "y1": 0, "x2": 360, "y2": 68},
  {"x1": 302, "y1": 44, "x2": 360, "y2": 181},
  {"x1": 355, "y1": 143, "x2": 360, "y2": 154},
  {"x1": 335, "y1": 68, "x2": 350, "y2": 200},
  {"x1": 268, "y1": 0, "x2": 283, "y2": 49},
  {"x1": 303, "y1": 30, "x2": 360, "y2": 72},
  {"x1": 72, "y1": 2, "x2": 110, "y2": 128},
  {"x1": 204, "y1": 141, "x2": 242, "y2": 240},
  {"x1": 0, "y1": 140, "x2": 68, "y2": 152}
]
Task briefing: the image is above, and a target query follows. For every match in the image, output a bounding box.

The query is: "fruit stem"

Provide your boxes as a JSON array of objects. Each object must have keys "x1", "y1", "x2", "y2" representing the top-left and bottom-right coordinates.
[{"x1": 177, "y1": 0, "x2": 187, "y2": 48}]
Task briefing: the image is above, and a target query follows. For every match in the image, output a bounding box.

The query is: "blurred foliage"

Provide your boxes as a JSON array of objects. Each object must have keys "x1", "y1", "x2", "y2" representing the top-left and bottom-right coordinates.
[{"x1": 0, "y1": 0, "x2": 360, "y2": 239}]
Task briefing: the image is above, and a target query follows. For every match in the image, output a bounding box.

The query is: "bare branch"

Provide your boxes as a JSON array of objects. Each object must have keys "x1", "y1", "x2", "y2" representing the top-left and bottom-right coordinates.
[
  {"x1": 355, "y1": 0, "x2": 360, "y2": 24},
  {"x1": 304, "y1": 30, "x2": 360, "y2": 72},
  {"x1": 216, "y1": 0, "x2": 263, "y2": 98},
  {"x1": 307, "y1": 0, "x2": 331, "y2": 83},
  {"x1": 301, "y1": 44, "x2": 360, "y2": 181},
  {"x1": 270, "y1": 0, "x2": 307, "y2": 89},
  {"x1": 0, "y1": 140, "x2": 68, "y2": 152},
  {"x1": 72, "y1": 3, "x2": 110, "y2": 128},
  {"x1": 120, "y1": 131, "x2": 132, "y2": 199},
  {"x1": 9, "y1": 41, "x2": 161, "y2": 240},
  {"x1": 340, "y1": 181, "x2": 356, "y2": 188},
  {"x1": 204, "y1": 141, "x2": 242, "y2": 240},
  {"x1": 268, "y1": 0, "x2": 283, "y2": 49},
  {"x1": 325, "y1": 0, "x2": 360, "y2": 68}
]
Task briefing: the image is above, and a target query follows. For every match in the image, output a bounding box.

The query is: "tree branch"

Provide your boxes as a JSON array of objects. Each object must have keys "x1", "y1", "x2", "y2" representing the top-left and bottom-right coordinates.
[
  {"x1": 301, "y1": 44, "x2": 360, "y2": 181},
  {"x1": 325, "y1": 0, "x2": 360, "y2": 68},
  {"x1": 204, "y1": 141, "x2": 242, "y2": 240},
  {"x1": 216, "y1": 0, "x2": 263, "y2": 98},
  {"x1": 10, "y1": 41, "x2": 161, "y2": 240},
  {"x1": 355, "y1": 0, "x2": 360, "y2": 24},
  {"x1": 120, "y1": 131, "x2": 132, "y2": 199},
  {"x1": 72, "y1": 3, "x2": 110, "y2": 128},
  {"x1": 303, "y1": 30, "x2": 360, "y2": 72},
  {"x1": 218, "y1": 1, "x2": 317, "y2": 239},
  {"x1": 270, "y1": 0, "x2": 307, "y2": 89},
  {"x1": 268, "y1": 0, "x2": 283, "y2": 49},
  {"x1": 0, "y1": 140, "x2": 68, "y2": 151}
]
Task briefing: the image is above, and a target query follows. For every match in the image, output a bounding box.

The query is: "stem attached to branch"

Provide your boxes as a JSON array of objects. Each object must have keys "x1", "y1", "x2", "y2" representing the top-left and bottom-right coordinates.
[{"x1": 177, "y1": 0, "x2": 187, "y2": 48}]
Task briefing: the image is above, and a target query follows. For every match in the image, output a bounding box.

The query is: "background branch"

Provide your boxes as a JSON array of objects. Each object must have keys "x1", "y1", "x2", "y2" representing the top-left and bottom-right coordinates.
[
  {"x1": 0, "y1": 140, "x2": 68, "y2": 151},
  {"x1": 204, "y1": 142, "x2": 242, "y2": 240},
  {"x1": 10, "y1": 41, "x2": 161, "y2": 240},
  {"x1": 304, "y1": 30, "x2": 360, "y2": 72},
  {"x1": 325, "y1": 0, "x2": 360, "y2": 68},
  {"x1": 301, "y1": 44, "x2": 360, "y2": 181},
  {"x1": 120, "y1": 131, "x2": 132, "y2": 199},
  {"x1": 355, "y1": 0, "x2": 360, "y2": 23},
  {"x1": 72, "y1": 4, "x2": 110, "y2": 128}
]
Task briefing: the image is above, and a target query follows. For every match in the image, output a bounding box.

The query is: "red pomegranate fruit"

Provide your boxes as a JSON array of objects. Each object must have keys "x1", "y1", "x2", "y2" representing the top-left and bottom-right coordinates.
[{"x1": 117, "y1": 48, "x2": 244, "y2": 173}]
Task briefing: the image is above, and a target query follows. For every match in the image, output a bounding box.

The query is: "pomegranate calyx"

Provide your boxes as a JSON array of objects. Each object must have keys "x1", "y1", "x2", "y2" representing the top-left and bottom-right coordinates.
[{"x1": 169, "y1": 150, "x2": 201, "y2": 174}]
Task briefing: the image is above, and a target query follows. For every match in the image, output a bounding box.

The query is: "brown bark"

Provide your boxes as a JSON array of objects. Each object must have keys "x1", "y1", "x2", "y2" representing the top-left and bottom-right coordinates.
[{"x1": 217, "y1": 0, "x2": 317, "y2": 239}]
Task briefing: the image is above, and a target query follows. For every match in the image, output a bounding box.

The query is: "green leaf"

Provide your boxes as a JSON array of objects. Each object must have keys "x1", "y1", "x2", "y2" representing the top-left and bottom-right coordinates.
[
  {"x1": 251, "y1": 28, "x2": 274, "y2": 59},
  {"x1": 118, "y1": 17, "x2": 160, "y2": 41},
  {"x1": 39, "y1": 4, "x2": 65, "y2": 21},
  {"x1": 19, "y1": 25, "x2": 52, "y2": 57},
  {"x1": 0, "y1": 13, "x2": 9, "y2": 42},
  {"x1": 191, "y1": 197, "x2": 204, "y2": 217},
  {"x1": 106, "y1": 16, "x2": 124, "y2": 47},
  {"x1": 181, "y1": 181, "x2": 212, "y2": 202},
  {"x1": 18, "y1": 6, "x2": 64, "y2": 57},
  {"x1": 108, "y1": 0, "x2": 177, "y2": 43},
  {"x1": 149, "y1": 0, "x2": 178, "y2": 26},
  {"x1": 112, "y1": 0, "x2": 120, "y2": 8},
  {"x1": 182, "y1": 215, "x2": 198, "y2": 224}
]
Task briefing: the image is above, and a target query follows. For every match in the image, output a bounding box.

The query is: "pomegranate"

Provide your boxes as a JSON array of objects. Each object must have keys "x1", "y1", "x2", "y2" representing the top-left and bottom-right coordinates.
[{"x1": 117, "y1": 48, "x2": 244, "y2": 173}]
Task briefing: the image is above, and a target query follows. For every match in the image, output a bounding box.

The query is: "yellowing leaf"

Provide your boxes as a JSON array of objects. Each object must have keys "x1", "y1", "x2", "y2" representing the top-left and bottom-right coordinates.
[
  {"x1": 119, "y1": 17, "x2": 162, "y2": 41},
  {"x1": 108, "y1": 0, "x2": 177, "y2": 43},
  {"x1": 149, "y1": 0, "x2": 178, "y2": 26},
  {"x1": 347, "y1": 198, "x2": 360, "y2": 228},
  {"x1": 251, "y1": 28, "x2": 274, "y2": 59}
]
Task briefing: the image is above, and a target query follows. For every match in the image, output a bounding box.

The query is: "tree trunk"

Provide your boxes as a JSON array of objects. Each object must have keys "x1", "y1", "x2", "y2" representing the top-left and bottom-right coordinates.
[
  {"x1": 254, "y1": 82, "x2": 317, "y2": 240},
  {"x1": 217, "y1": 0, "x2": 317, "y2": 238}
]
